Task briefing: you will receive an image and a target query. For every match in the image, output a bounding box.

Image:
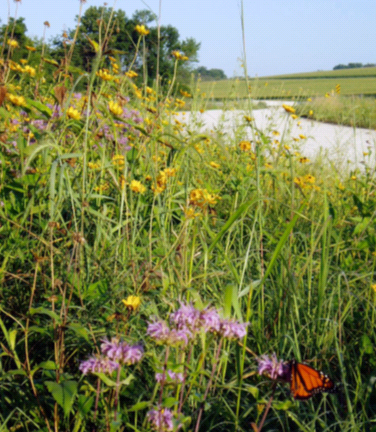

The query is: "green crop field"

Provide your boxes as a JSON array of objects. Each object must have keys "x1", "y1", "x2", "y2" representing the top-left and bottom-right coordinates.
[{"x1": 199, "y1": 67, "x2": 376, "y2": 99}]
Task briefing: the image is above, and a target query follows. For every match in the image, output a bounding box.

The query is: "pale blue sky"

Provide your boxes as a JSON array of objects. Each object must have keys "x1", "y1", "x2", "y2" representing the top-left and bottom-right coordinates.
[{"x1": 2, "y1": 0, "x2": 375, "y2": 77}]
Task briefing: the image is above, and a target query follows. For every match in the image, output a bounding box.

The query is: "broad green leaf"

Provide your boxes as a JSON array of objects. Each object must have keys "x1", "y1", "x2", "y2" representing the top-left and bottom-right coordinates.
[
  {"x1": 45, "y1": 380, "x2": 78, "y2": 417},
  {"x1": 29, "y1": 307, "x2": 62, "y2": 324},
  {"x1": 77, "y1": 394, "x2": 94, "y2": 416},
  {"x1": 128, "y1": 401, "x2": 150, "y2": 412},
  {"x1": 26, "y1": 98, "x2": 52, "y2": 118}
]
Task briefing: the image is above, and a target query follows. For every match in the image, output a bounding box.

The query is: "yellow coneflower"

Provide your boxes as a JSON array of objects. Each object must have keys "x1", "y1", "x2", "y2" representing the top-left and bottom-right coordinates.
[
  {"x1": 282, "y1": 104, "x2": 295, "y2": 114},
  {"x1": 135, "y1": 24, "x2": 150, "y2": 36},
  {"x1": 239, "y1": 140, "x2": 251, "y2": 152},
  {"x1": 66, "y1": 107, "x2": 81, "y2": 120},
  {"x1": 130, "y1": 180, "x2": 146, "y2": 194}
]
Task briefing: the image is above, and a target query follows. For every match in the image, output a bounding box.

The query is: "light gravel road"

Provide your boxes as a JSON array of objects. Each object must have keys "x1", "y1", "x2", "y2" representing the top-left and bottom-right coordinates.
[{"x1": 177, "y1": 101, "x2": 376, "y2": 172}]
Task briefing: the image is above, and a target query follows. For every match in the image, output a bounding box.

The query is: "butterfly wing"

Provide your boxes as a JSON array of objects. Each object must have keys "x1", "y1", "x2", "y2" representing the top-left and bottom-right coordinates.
[{"x1": 290, "y1": 360, "x2": 335, "y2": 400}]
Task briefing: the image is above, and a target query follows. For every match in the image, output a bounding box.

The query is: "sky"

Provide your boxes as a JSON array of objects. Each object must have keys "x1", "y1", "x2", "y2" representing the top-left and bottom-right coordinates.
[{"x1": 1, "y1": 0, "x2": 376, "y2": 78}]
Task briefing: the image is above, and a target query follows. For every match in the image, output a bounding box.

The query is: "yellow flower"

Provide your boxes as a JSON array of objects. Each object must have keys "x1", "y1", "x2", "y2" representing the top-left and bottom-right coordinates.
[
  {"x1": 307, "y1": 98, "x2": 312, "y2": 102},
  {"x1": 304, "y1": 174, "x2": 315, "y2": 183},
  {"x1": 189, "y1": 188, "x2": 220, "y2": 208},
  {"x1": 299, "y1": 134, "x2": 307, "y2": 139},
  {"x1": 184, "y1": 207, "x2": 201, "y2": 219},
  {"x1": 130, "y1": 180, "x2": 146, "y2": 194},
  {"x1": 66, "y1": 106, "x2": 81, "y2": 120},
  {"x1": 109, "y1": 100, "x2": 123, "y2": 116},
  {"x1": 25, "y1": 45, "x2": 36, "y2": 52},
  {"x1": 122, "y1": 295, "x2": 141, "y2": 310},
  {"x1": 239, "y1": 140, "x2": 251, "y2": 152},
  {"x1": 282, "y1": 104, "x2": 295, "y2": 114},
  {"x1": 272, "y1": 130, "x2": 280, "y2": 136},
  {"x1": 299, "y1": 157, "x2": 310, "y2": 164},
  {"x1": 23, "y1": 65, "x2": 36, "y2": 77},
  {"x1": 96, "y1": 69, "x2": 114, "y2": 81},
  {"x1": 112, "y1": 154, "x2": 125, "y2": 167},
  {"x1": 163, "y1": 167, "x2": 177, "y2": 178},
  {"x1": 309, "y1": 110, "x2": 313, "y2": 116},
  {"x1": 171, "y1": 50, "x2": 185, "y2": 60},
  {"x1": 88, "y1": 162, "x2": 101, "y2": 170},
  {"x1": 351, "y1": 175, "x2": 357, "y2": 180},
  {"x1": 372, "y1": 284, "x2": 376, "y2": 293},
  {"x1": 180, "y1": 89, "x2": 191, "y2": 98},
  {"x1": 209, "y1": 161, "x2": 220, "y2": 169},
  {"x1": 8, "y1": 39, "x2": 19, "y2": 49},
  {"x1": 125, "y1": 70, "x2": 138, "y2": 78},
  {"x1": 7, "y1": 94, "x2": 26, "y2": 106},
  {"x1": 244, "y1": 115, "x2": 254, "y2": 122},
  {"x1": 291, "y1": 114, "x2": 298, "y2": 120},
  {"x1": 135, "y1": 24, "x2": 150, "y2": 36}
]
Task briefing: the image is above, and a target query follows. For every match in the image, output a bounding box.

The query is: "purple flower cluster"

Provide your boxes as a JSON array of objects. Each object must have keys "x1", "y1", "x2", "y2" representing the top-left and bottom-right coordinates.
[
  {"x1": 80, "y1": 338, "x2": 143, "y2": 375},
  {"x1": 96, "y1": 107, "x2": 142, "y2": 150},
  {"x1": 155, "y1": 370, "x2": 184, "y2": 384},
  {"x1": 257, "y1": 353, "x2": 290, "y2": 381},
  {"x1": 101, "y1": 338, "x2": 144, "y2": 365},
  {"x1": 147, "y1": 407, "x2": 174, "y2": 431},
  {"x1": 147, "y1": 303, "x2": 248, "y2": 346},
  {"x1": 79, "y1": 356, "x2": 119, "y2": 375}
]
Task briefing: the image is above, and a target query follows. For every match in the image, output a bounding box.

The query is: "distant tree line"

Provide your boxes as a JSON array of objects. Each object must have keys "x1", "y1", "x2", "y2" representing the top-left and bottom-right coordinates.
[
  {"x1": 193, "y1": 66, "x2": 227, "y2": 81},
  {"x1": 333, "y1": 62, "x2": 376, "y2": 70}
]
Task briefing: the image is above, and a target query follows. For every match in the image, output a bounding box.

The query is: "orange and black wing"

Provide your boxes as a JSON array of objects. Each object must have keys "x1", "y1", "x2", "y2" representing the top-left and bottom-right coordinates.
[{"x1": 290, "y1": 360, "x2": 336, "y2": 400}]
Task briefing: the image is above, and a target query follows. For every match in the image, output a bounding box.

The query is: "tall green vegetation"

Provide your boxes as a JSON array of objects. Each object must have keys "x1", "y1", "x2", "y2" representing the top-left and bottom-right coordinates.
[{"x1": 1, "y1": 3, "x2": 376, "y2": 432}]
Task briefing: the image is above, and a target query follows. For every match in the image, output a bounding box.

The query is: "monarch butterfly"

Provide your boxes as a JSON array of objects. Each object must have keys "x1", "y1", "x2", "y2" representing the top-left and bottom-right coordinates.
[{"x1": 288, "y1": 360, "x2": 337, "y2": 400}]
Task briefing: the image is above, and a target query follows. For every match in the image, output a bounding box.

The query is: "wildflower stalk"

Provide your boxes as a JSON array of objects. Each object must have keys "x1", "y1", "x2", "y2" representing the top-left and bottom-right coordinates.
[
  {"x1": 114, "y1": 365, "x2": 122, "y2": 421},
  {"x1": 256, "y1": 382, "x2": 277, "y2": 432},
  {"x1": 194, "y1": 338, "x2": 223, "y2": 432},
  {"x1": 93, "y1": 377, "x2": 101, "y2": 423},
  {"x1": 158, "y1": 346, "x2": 170, "y2": 406},
  {"x1": 165, "y1": 59, "x2": 179, "y2": 101},
  {"x1": 178, "y1": 345, "x2": 193, "y2": 413}
]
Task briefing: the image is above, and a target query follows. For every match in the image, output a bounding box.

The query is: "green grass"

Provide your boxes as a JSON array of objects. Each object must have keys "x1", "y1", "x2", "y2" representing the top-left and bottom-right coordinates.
[
  {"x1": 199, "y1": 67, "x2": 376, "y2": 99},
  {"x1": 296, "y1": 95, "x2": 376, "y2": 129}
]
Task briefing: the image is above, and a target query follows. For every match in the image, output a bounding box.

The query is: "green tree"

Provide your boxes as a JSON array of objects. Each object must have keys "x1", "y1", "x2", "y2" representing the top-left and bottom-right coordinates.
[{"x1": 50, "y1": 6, "x2": 200, "y2": 86}]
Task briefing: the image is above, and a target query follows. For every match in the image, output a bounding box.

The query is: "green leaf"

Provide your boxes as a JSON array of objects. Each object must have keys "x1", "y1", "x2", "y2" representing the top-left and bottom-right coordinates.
[
  {"x1": 262, "y1": 203, "x2": 305, "y2": 284},
  {"x1": 26, "y1": 98, "x2": 52, "y2": 118},
  {"x1": 29, "y1": 307, "x2": 62, "y2": 324},
  {"x1": 94, "y1": 372, "x2": 117, "y2": 387},
  {"x1": 163, "y1": 397, "x2": 178, "y2": 408},
  {"x1": 245, "y1": 386, "x2": 259, "y2": 399},
  {"x1": 45, "y1": 380, "x2": 78, "y2": 417},
  {"x1": 39, "y1": 361, "x2": 58, "y2": 370},
  {"x1": 274, "y1": 400, "x2": 294, "y2": 410},
  {"x1": 77, "y1": 394, "x2": 94, "y2": 416},
  {"x1": 362, "y1": 335, "x2": 373, "y2": 355},
  {"x1": 128, "y1": 401, "x2": 150, "y2": 412}
]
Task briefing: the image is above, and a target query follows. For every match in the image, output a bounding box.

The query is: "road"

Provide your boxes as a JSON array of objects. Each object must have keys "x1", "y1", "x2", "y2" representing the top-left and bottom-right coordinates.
[{"x1": 177, "y1": 102, "x2": 376, "y2": 172}]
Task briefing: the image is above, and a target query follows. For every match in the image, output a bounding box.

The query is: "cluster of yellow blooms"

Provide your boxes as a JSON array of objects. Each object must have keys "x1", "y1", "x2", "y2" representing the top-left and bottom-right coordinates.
[
  {"x1": 8, "y1": 60, "x2": 36, "y2": 77},
  {"x1": 171, "y1": 51, "x2": 189, "y2": 61},
  {"x1": 151, "y1": 167, "x2": 177, "y2": 195},
  {"x1": 239, "y1": 140, "x2": 252, "y2": 152},
  {"x1": 7, "y1": 93, "x2": 26, "y2": 107},
  {"x1": 135, "y1": 24, "x2": 150, "y2": 36},
  {"x1": 189, "y1": 188, "x2": 221, "y2": 208},
  {"x1": 66, "y1": 106, "x2": 81, "y2": 120},
  {"x1": 294, "y1": 174, "x2": 320, "y2": 190},
  {"x1": 108, "y1": 100, "x2": 123, "y2": 116},
  {"x1": 96, "y1": 69, "x2": 114, "y2": 81}
]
